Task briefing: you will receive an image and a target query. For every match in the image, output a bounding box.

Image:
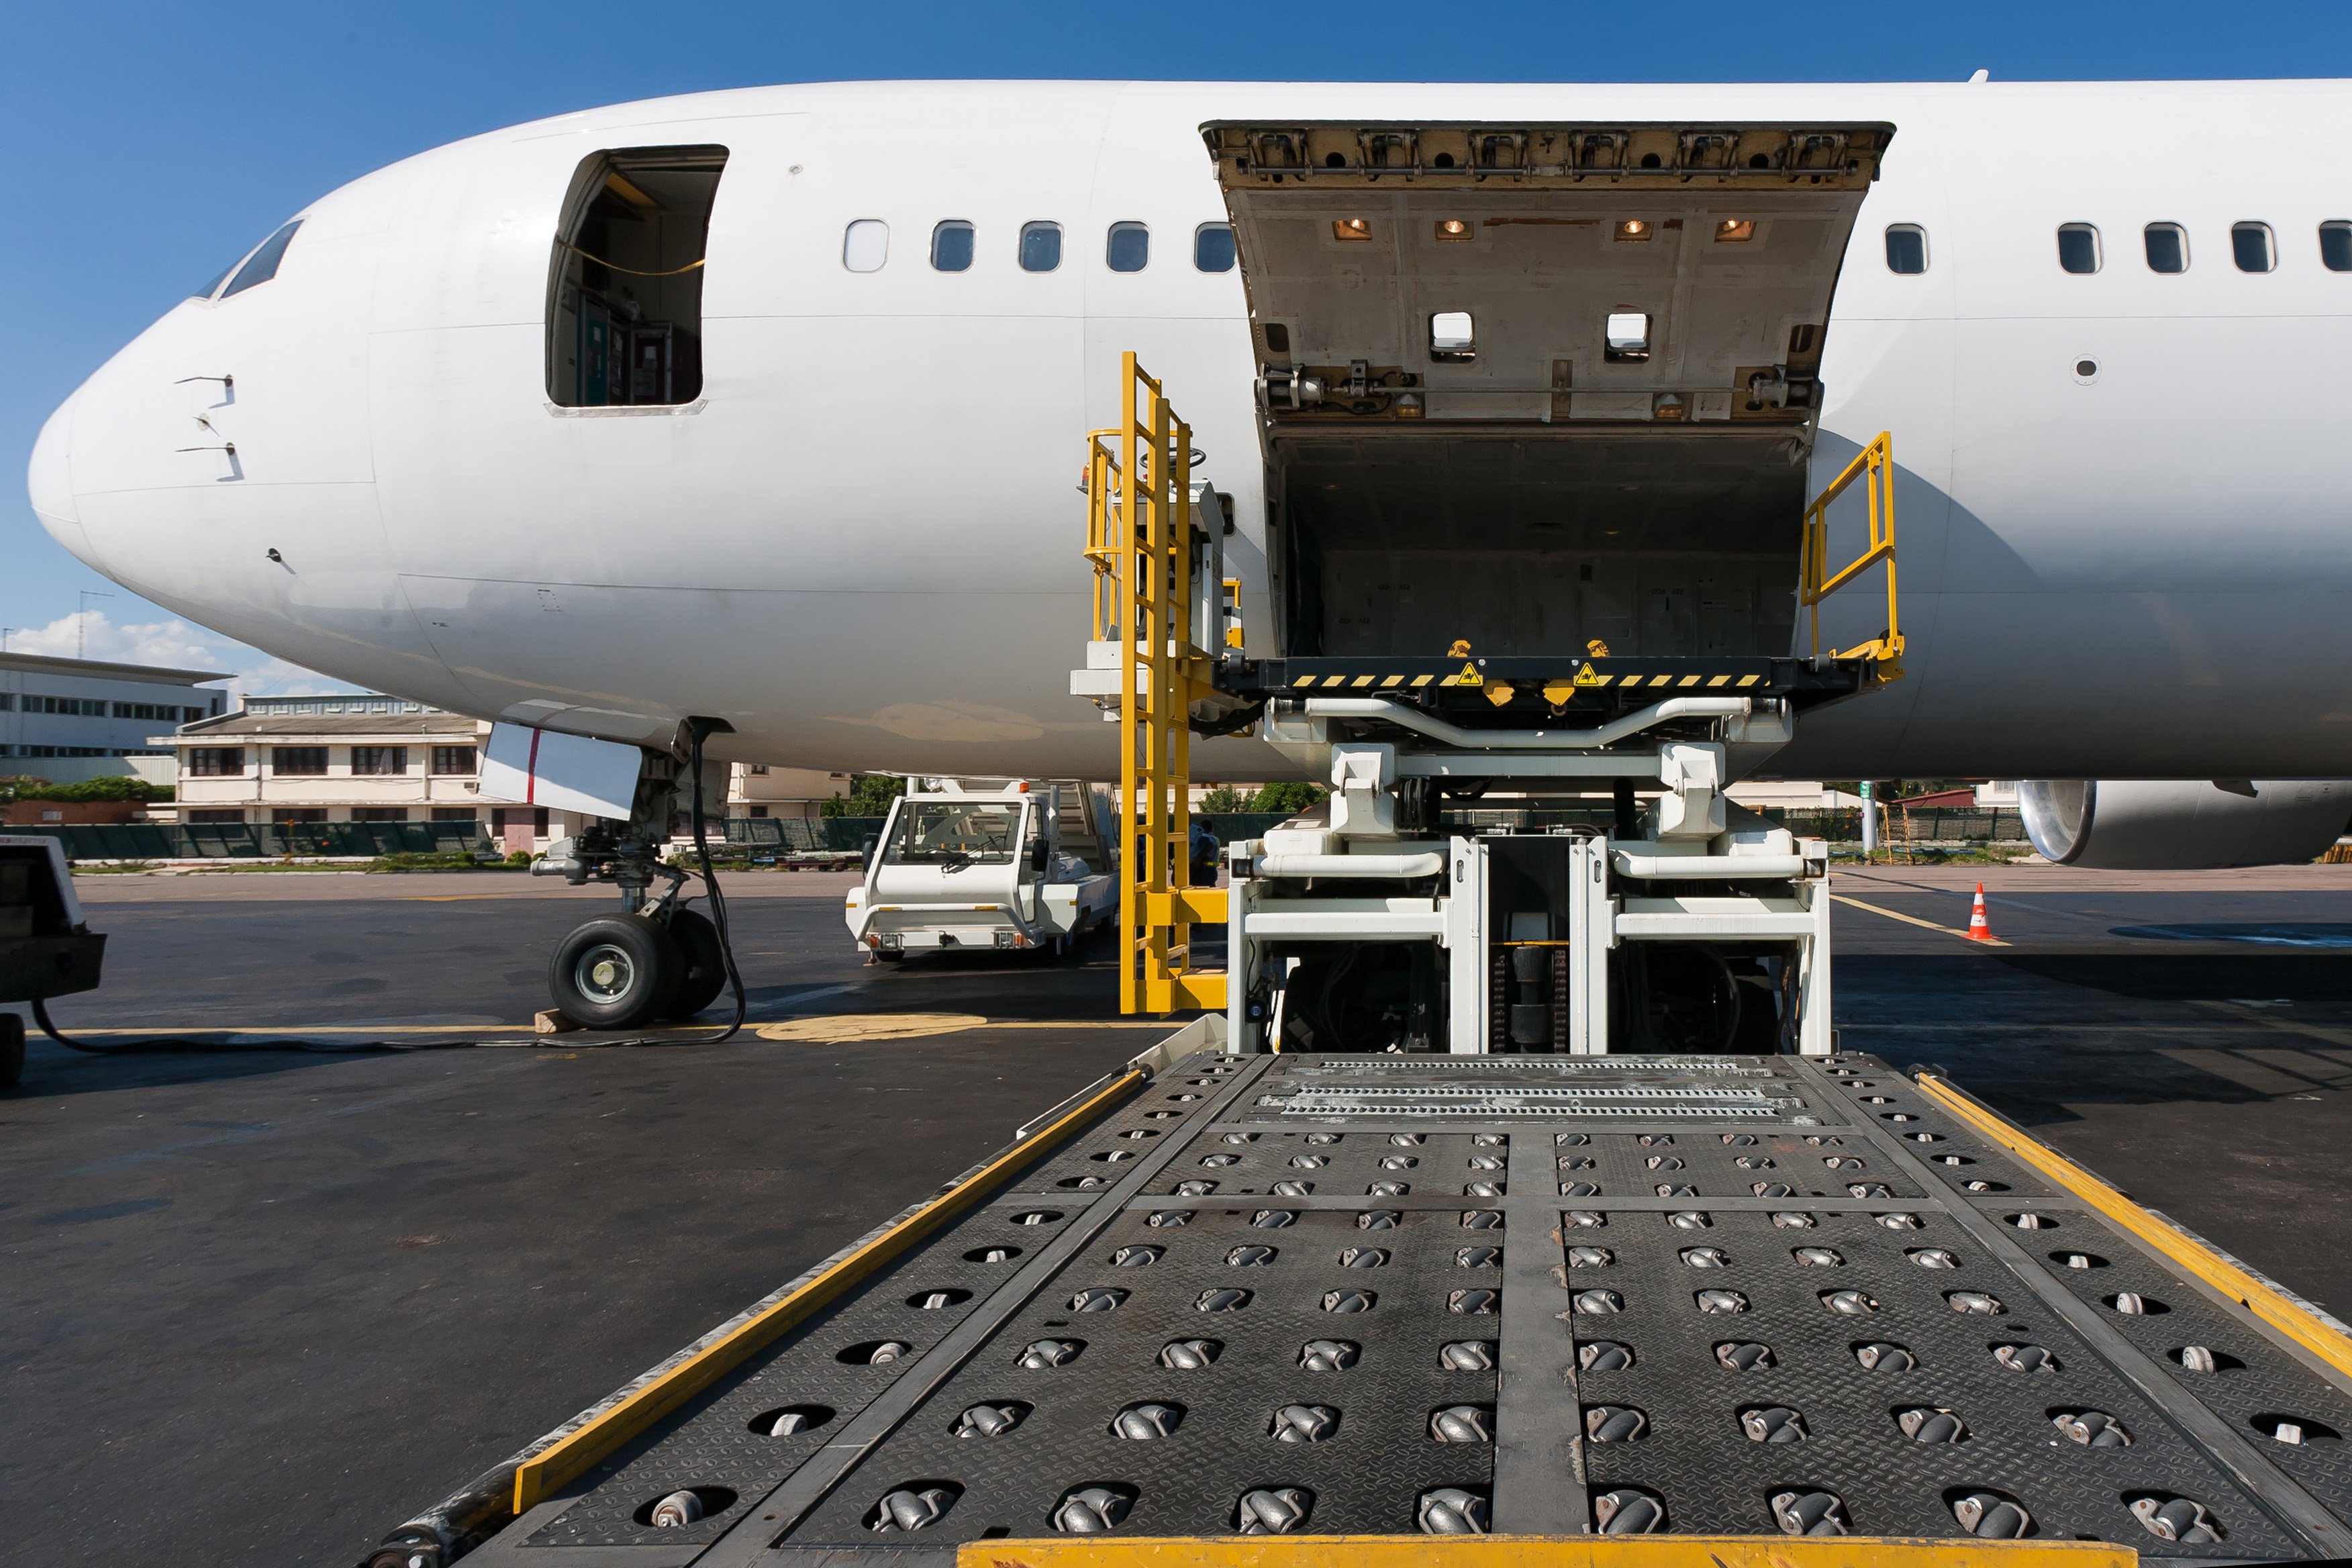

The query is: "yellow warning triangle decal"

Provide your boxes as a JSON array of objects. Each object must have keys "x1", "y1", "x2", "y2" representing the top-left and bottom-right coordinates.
[
  {"x1": 1453, "y1": 660, "x2": 1483, "y2": 687},
  {"x1": 1571, "y1": 662, "x2": 1604, "y2": 687}
]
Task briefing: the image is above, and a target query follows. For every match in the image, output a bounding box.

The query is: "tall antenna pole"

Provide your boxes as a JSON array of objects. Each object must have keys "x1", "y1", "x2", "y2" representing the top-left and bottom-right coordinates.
[{"x1": 77, "y1": 590, "x2": 115, "y2": 660}]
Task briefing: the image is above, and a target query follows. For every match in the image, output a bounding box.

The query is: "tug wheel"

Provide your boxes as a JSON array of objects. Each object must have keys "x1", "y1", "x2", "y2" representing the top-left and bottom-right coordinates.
[{"x1": 549, "y1": 914, "x2": 682, "y2": 1029}]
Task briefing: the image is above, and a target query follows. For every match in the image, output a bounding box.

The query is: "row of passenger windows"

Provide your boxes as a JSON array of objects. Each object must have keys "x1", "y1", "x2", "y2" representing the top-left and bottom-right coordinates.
[
  {"x1": 842, "y1": 219, "x2": 1238, "y2": 275},
  {"x1": 1884, "y1": 220, "x2": 2352, "y2": 276}
]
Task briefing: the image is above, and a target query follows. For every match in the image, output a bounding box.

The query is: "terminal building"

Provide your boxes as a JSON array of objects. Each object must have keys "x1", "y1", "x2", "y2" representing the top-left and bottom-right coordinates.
[
  {"x1": 0, "y1": 650, "x2": 228, "y2": 782},
  {"x1": 153, "y1": 693, "x2": 836, "y2": 850}
]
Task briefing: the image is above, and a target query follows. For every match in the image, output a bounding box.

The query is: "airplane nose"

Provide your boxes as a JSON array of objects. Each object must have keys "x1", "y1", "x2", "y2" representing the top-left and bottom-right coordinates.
[{"x1": 27, "y1": 391, "x2": 86, "y2": 547}]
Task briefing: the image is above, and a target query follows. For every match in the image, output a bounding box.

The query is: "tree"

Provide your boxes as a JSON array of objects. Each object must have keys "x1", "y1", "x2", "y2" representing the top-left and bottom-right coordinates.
[
  {"x1": 1249, "y1": 781, "x2": 1327, "y2": 814},
  {"x1": 1197, "y1": 784, "x2": 1244, "y2": 814},
  {"x1": 0, "y1": 775, "x2": 173, "y2": 804},
  {"x1": 822, "y1": 773, "x2": 907, "y2": 818}
]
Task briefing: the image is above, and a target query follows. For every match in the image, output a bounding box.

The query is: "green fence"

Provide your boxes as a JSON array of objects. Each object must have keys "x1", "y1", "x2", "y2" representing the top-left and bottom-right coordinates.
[
  {"x1": 10, "y1": 820, "x2": 497, "y2": 861},
  {"x1": 721, "y1": 817, "x2": 890, "y2": 852}
]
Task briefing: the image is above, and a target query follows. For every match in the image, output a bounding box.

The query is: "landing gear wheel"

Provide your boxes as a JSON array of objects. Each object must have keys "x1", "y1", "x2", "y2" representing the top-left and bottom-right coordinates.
[
  {"x1": 664, "y1": 909, "x2": 729, "y2": 1020},
  {"x1": 0, "y1": 1012, "x2": 23, "y2": 1089},
  {"x1": 549, "y1": 915, "x2": 682, "y2": 1030}
]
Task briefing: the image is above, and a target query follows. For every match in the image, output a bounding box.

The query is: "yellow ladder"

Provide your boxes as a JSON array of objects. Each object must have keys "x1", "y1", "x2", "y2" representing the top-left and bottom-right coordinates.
[
  {"x1": 1083, "y1": 354, "x2": 1227, "y2": 1014},
  {"x1": 1799, "y1": 431, "x2": 1906, "y2": 677}
]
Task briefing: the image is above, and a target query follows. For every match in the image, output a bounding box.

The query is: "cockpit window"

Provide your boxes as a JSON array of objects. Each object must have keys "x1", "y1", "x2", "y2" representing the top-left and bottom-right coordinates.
[
  {"x1": 546, "y1": 146, "x2": 728, "y2": 407},
  {"x1": 217, "y1": 220, "x2": 303, "y2": 299},
  {"x1": 883, "y1": 801, "x2": 1020, "y2": 865}
]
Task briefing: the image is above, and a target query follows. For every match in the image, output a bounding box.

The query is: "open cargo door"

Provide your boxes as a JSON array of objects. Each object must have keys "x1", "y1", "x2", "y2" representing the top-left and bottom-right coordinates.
[{"x1": 1203, "y1": 121, "x2": 1893, "y2": 663}]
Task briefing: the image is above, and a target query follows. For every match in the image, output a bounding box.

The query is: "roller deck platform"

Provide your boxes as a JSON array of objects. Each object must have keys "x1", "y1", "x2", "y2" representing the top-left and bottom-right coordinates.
[{"x1": 428, "y1": 1047, "x2": 2352, "y2": 1567}]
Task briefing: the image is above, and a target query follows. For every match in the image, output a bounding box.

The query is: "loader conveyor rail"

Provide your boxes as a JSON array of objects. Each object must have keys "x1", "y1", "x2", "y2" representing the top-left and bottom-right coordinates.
[{"x1": 399, "y1": 1048, "x2": 2352, "y2": 1567}]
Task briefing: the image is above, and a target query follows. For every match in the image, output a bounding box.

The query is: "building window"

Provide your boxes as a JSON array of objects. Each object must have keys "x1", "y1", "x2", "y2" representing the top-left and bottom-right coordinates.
[
  {"x1": 350, "y1": 746, "x2": 409, "y2": 775},
  {"x1": 186, "y1": 809, "x2": 245, "y2": 824},
  {"x1": 750, "y1": 805, "x2": 769, "y2": 818},
  {"x1": 1019, "y1": 222, "x2": 1063, "y2": 272},
  {"x1": 430, "y1": 745, "x2": 478, "y2": 775},
  {"x1": 430, "y1": 807, "x2": 479, "y2": 823},
  {"x1": 546, "y1": 146, "x2": 728, "y2": 407},
  {"x1": 2143, "y1": 223, "x2": 2188, "y2": 273},
  {"x1": 189, "y1": 746, "x2": 246, "y2": 777},
  {"x1": 1106, "y1": 222, "x2": 1149, "y2": 273},
  {"x1": 271, "y1": 808, "x2": 328, "y2": 824},
  {"x1": 748, "y1": 764, "x2": 770, "y2": 775},
  {"x1": 2233, "y1": 222, "x2": 2276, "y2": 273},
  {"x1": 932, "y1": 220, "x2": 975, "y2": 271},
  {"x1": 2322, "y1": 221, "x2": 2352, "y2": 273},
  {"x1": 1195, "y1": 224, "x2": 1236, "y2": 273},
  {"x1": 271, "y1": 747, "x2": 328, "y2": 776},
  {"x1": 351, "y1": 807, "x2": 409, "y2": 822},
  {"x1": 491, "y1": 807, "x2": 551, "y2": 835},
  {"x1": 2057, "y1": 224, "x2": 2102, "y2": 274},
  {"x1": 0, "y1": 694, "x2": 13, "y2": 712},
  {"x1": 24, "y1": 695, "x2": 109, "y2": 716}
]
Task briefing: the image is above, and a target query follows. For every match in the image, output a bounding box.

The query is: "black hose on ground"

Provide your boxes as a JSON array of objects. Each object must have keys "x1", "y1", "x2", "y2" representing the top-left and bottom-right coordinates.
[
  {"x1": 26, "y1": 998, "x2": 702, "y2": 1056},
  {"x1": 685, "y1": 720, "x2": 748, "y2": 1043}
]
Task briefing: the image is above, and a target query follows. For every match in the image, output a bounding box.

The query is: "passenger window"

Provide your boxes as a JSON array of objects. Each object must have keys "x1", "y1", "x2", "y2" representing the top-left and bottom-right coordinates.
[
  {"x1": 1883, "y1": 224, "x2": 1926, "y2": 275},
  {"x1": 546, "y1": 146, "x2": 728, "y2": 407},
  {"x1": 932, "y1": 220, "x2": 975, "y2": 271},
  {"x1": 1604, "y1": 312, "x2": 1651, "y2": 363},
  {"x1": 2057, "y1": 224, "x2": 2101, "y2": 275},
  {"x1": 1195, "y1": 224, "x2": 1236, "y2": 272},
  {"x1": 842, "y1": 219, "x2": 889, "y2": 273},
  {"x1": 1430, "y1": 311, "x2": 1475, "y2": 362},
  {"x1": 1106, "y1": 222, "x2": 1149, "y2": 273},
  {"x1": 1020, "y1": 222, "x2": 1063, "y2": 272},
  {"x1": 219, "y1": 221, "x2": 304, "y2": 299},
  {"x1": 2143, "y1": 224, "x2": 2188, "y2": 273},
  {"x1": 2233, "y1": 222, "x2": 2277, "y2": 273},
  {"x1": 2323, "y1": 222, "x2": 2352, "y2": 273}
]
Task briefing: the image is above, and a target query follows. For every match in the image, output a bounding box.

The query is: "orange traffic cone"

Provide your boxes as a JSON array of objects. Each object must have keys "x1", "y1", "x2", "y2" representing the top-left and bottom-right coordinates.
[{"x1": 1965, "y1": 883, "x2": 1997, "y2": 942}]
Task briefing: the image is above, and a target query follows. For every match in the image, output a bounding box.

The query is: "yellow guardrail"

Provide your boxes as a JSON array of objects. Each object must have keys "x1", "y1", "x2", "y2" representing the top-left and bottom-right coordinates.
[
  {"x1": 1082, "y1": 354, "x2": 1228, "y2": 1016},
  {"x1": 1799, "y1": 430, "x2": 1903, "y2": 675}
]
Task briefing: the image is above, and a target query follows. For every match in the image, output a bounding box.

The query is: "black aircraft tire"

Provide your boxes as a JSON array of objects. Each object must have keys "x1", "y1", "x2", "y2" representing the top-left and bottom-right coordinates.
[
  {"x1": 549, "y1": 915, "x2": 683, "y2": 1030},
  {"x1": 665, "y1": 909, "x2": 730, "y2": 1019},
  {"x1": 0, "y1": 1012, "x2": 23, "y2": 1089}
]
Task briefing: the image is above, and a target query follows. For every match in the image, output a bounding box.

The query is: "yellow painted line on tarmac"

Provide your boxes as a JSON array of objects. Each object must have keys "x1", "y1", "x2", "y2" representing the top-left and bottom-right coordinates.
[
  {"x1": 1830, "y1": 893, "x2": 2009, "y2": 947},
  {"x1": 48, "y1": 1018, "x2": 1187, "y2": 1038}
]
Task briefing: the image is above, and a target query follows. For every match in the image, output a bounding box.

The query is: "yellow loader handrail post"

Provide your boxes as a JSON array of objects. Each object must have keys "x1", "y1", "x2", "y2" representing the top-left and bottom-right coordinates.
[
  {"x1": 1085, "y1": 354, "x2": 1227, "y2": 1016},
  {"x1": 1799, "y1": 431, "x2": 1904, "y2": 673}
]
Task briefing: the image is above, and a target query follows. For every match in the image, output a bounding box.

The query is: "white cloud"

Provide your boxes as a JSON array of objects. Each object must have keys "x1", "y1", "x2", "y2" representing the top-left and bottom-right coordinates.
[{"x1": 3, "y1": 611, "x2": 364, "y2": 699}]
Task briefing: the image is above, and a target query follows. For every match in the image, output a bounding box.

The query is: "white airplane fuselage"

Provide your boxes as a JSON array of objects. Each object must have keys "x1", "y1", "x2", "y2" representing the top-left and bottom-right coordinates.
[{"x1": 28, "y1": 79, "x2": 2352, "y2": 781}]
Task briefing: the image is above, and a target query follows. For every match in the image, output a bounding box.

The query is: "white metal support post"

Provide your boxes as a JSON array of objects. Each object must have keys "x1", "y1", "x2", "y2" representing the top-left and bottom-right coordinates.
[
  {"x1": 1568, "y1": 835, "x2": 1615, "y2": 1054},
  {"x1": 1443, "y1": 838, "x2": 1486, "y2": 1054}
]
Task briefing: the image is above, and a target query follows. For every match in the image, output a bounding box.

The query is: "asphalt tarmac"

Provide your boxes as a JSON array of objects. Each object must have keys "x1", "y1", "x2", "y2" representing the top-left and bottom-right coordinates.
[{"x1": 7, "y1": 861, "x2": 2352, "y2": 1565}]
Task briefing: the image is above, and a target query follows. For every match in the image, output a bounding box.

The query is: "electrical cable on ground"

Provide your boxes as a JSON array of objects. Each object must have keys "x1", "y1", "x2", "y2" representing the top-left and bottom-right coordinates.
[{"x1": 26, "y1": 998, "x2": 706, "y2": 1055}]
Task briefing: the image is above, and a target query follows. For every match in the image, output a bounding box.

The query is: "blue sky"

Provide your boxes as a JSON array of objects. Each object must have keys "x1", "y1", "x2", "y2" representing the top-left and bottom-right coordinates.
[{"x1": 9, "y1": 1, "x2": 2349, "y2": 693}]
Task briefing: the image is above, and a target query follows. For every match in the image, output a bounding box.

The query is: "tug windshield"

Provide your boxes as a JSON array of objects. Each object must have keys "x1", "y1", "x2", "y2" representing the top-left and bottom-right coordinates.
[{"x1": 883, "y1": 801, "x2": 1021, "y2": 865}]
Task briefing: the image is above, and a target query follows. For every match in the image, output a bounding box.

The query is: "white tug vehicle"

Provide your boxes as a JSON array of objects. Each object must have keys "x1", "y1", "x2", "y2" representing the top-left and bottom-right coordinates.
[{"x1": 844, "y1": 780, "x2": 1116, "y2": 960}]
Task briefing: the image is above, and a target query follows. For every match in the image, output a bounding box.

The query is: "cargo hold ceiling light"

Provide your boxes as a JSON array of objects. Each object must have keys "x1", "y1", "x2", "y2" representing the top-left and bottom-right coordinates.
[
  {"x1": 1615, "y1": 219, "x2": 1651, "y2": 242},
  {"x1": 1333, "y1": 217, "x2": 1373, "y2": 242},
  {"x1": 1435, "y1": 219, "x2": 1473, "y2": 242},
  {"x1": 1715, "y1": 219, "x2": 1756, "y2": 242}
]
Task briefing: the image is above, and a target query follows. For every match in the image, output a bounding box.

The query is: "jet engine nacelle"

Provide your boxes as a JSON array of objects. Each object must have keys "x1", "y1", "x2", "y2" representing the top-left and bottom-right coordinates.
[{"x1": 2017, "y1": 779, "x2": 2352, "y2": 869}]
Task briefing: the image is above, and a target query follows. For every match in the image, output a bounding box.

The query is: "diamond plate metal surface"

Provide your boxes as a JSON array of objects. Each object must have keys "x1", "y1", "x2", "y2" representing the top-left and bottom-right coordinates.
[{"x1": 485, "y1": 1052, "x2": 2352, "y2": 1562}]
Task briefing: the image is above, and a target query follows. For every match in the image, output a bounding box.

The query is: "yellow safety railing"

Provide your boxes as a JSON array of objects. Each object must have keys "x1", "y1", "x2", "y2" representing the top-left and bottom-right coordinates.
[
  {"x1": 1798, "y1": 431, "x2": 1904, "y2": 676},
  {"x1": 1083, "y1": 354, "x2": 1227, "y2": 1015}
]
